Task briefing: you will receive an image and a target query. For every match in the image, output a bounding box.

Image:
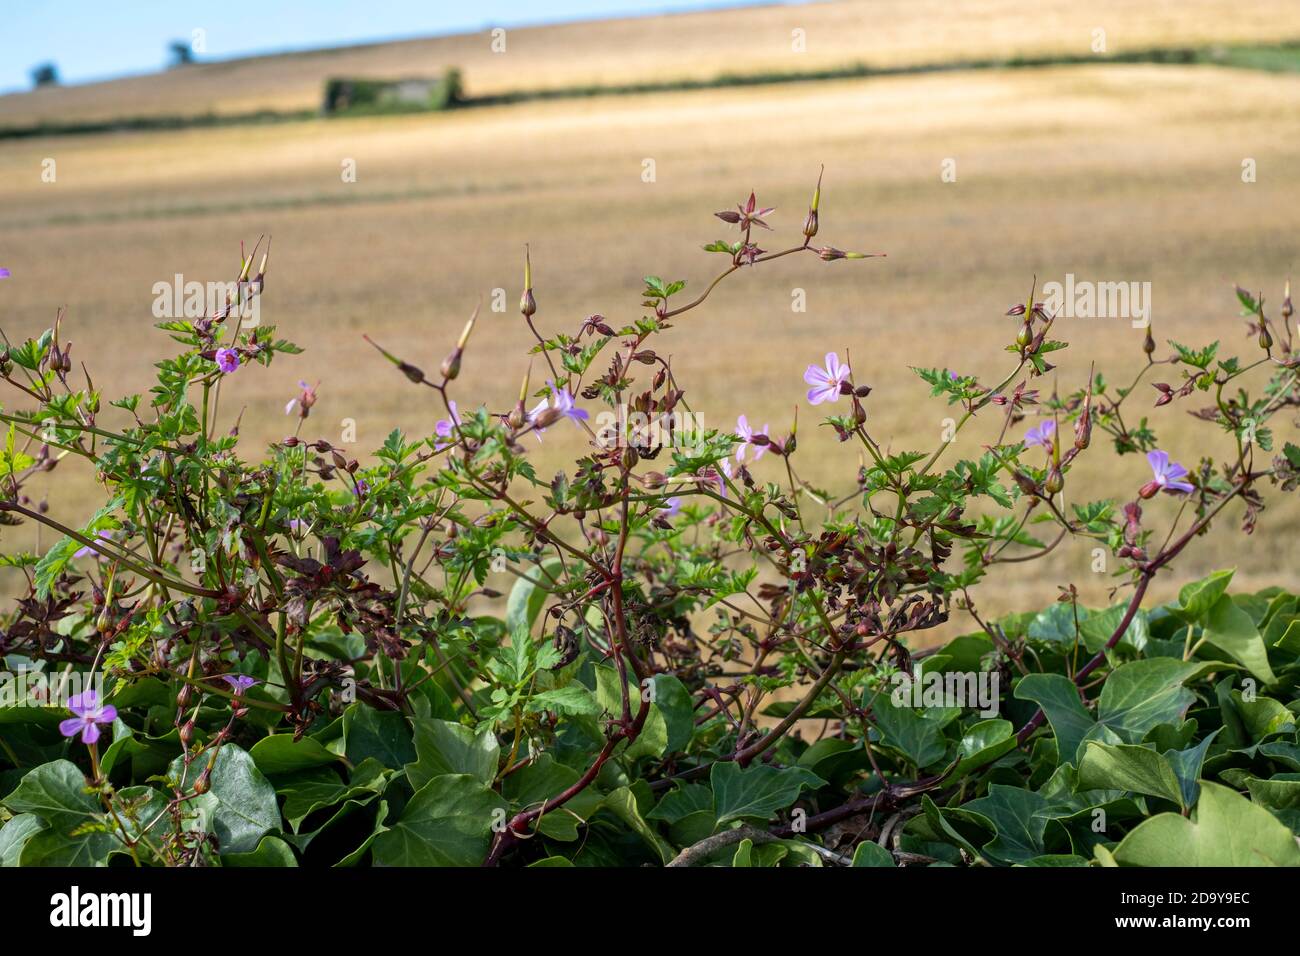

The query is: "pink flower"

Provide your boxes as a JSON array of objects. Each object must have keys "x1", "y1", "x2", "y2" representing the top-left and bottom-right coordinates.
[
  {"x1": 59, "y1": 690, "x2": 116, "y2": 745},
  {"x1": 215, "y1": 348, "x2": 240, "y2": 374},
  {"x1": 804, "y1": 352, "x2": 849, "y2": 405},
  {"x1": 220, "y1": 674, "x2": 259, "y2": 695},
  {"x1": 735, "y1": 415, "x2": 769, "y2": 462},
  {"x1": 1140, "y1": 450, "x2": 1195, "y2": 497},
  {"x1": 434, "y1": 400, "x2": 461, "y2": 450},
  {"x1": 1023, "y1": 420, "x2": 1056, "y2": 450},
  {"x1": 285, "y1": 380, "x2": 318, "y2": 417}
]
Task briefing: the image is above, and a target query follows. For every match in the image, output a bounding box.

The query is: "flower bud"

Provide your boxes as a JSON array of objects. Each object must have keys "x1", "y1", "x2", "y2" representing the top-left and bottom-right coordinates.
[
  {"x1": 1259, "y1": 324, "x2": 1273, "y2": 351},
  {"x1": 1138, "y1": 480, "x2": 1160, "y2": 499},
  {"x1": 643, "y1": 471, "x2": 667, "y2": 489},
  {"x1": 1044, "y1": 467, "x2": 1064, "y2": 495},
  {"x1": 1143, "y1": 326, "x2": 1156, "y2": 356},
  {"x1": 620, "y1": 446, "x2": 639, "y2": 471}
]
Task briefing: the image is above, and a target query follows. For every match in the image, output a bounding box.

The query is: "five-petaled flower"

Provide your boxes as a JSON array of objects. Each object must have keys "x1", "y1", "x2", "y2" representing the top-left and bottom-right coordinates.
[
  {"x1": 1023, "y1": 420, "x2": 1056, "y2": 450},
  {"x1": 59, "y1": 690, "x2": 116, "y2": 745},
  {"x1": 735, "y1": 415, "x2": 769, "y2": 461},
  {"x1": 1141, "y1": 450, "x2": 1195, "y2": 497},
  {"x1": 215, "y1": 348, "x2": 240, "y2": 374},
  {"x1": 220, "y1": 674, "x2": 259, "y2": 696},
  {"x1": 804, "y1": 352, "x2": 849, "y2": 405}
]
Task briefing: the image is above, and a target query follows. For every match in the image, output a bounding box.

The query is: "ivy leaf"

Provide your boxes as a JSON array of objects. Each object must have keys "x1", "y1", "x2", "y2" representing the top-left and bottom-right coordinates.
[
  {"x1": 710, "y1": 762, "x2": 824, "y2": 825},
  {"x1": 171, "y1": 744, "x2": 280, "y2": 855},
  {"x1": 1112, "y1": 781, "x2": 1300, "y2": 866},
  {"x1": 2, "y1": 760, "x2": 121, "y2": 865},
  {"x1": 1199, "y1": 594, "x2": 1277, "y2": 684},
  {"x1": 406, "y1": 717, "x2": 500, "y2": 789},
  {"x1": 370, "y1": 773, "x2": 507, "y2": 866},
  {"x1": 1077, "y1": 741, "x2": 1185, "y2": 808}
]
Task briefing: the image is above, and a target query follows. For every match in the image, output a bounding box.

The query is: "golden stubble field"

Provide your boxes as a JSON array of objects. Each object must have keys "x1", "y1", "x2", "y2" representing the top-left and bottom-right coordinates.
[
  {"x1": 2, "y1": 0, "x2": 1299, "y2": 124},
  {"x1": 1, "y1": 60, "x2": 1298, "y2": 630}
]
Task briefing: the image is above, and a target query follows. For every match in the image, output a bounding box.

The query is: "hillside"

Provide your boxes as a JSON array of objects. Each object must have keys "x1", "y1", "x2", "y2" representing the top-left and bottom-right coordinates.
[{"x1": 3, "y1": 0, "x2": 1300, "y2": 127}]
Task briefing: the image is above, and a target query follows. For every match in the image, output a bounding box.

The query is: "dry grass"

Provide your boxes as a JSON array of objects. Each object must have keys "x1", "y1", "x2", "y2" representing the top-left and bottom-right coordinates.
[
  {"x1": 2, "y1": 0, "x2": 1300, "y2": 125},
  {"x1": 1, "y1": 55, "x2": 1298, "y2": 631}
]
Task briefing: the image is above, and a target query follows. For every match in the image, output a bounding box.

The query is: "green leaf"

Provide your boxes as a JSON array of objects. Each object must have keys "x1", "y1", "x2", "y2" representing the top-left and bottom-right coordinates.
[
  {"x1": 342, "y1": 704, "x2": 415, "y2": 768},
  {"x1": 868, "y1": 696, "x2": 957, "y2": 769},
  {"x1": 1113, "y1": 781, "x2": 1300, "y2": 866},
  {"x1": 3, "y1": 760, "x2": 122, "y2": 866},
  {"x1": 371, "y1": 774, "x2": 508, "y2": 866},
  {"x1": 951, "y1": 719, "x2": 1017, "y2": 778},
  {"x1": 505, "y1": 558, "x2": 563, "y2": 635},
  {"x1": 1200, "y1": 594, "x2": 1277, "y2": 684},
  {"x1": 1077, "y1": 742, "x2": 1185, "y2": 808},
  {"x1": 851, "y1": 841, "x2": 895, "y2": 867},
  {"x1": 406, "y1": 718, "x2": 500, "y2": 789},
  {"x1": 250, "y1": 734, "x2": 342, "y2": 776},
  {"x1": 171, "y1": 744, "x2": 280, "y2": 855},
  {"x1": 710, "y1": 762, "x2": 824, "y2": 825},
  {"x1": 222, "y1": 835, "x2": 299, "y2": 867},
  {"x1": 1014, "y1": 673, "x2": 1094, "y2": 766},
  {"x1": 600, "y1": 786, "x2": 674, "y2": 864},
  {"x1": 0, "y1": 814, "x2": 46, "y2": 866},
  {"x1": 1176, "y1": 569, "x2": 1235, "y2": 623},
  {"x1": 947, "y1": 785, "x2": 1054, "y2": 865}
]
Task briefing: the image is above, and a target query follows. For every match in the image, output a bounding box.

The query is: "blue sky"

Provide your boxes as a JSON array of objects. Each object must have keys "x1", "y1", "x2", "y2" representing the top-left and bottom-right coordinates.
[{"x1": 1, "y1": 0, "x2": 776, "y2": 94}]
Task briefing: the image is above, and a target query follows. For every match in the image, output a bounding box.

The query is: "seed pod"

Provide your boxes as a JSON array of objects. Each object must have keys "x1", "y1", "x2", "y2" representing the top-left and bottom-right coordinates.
[
  {"x1": 1259, "y1": 323, "x2": 1273, "y2": 351},
  {"x1": 1044, "y1": 467, "x2": 1064, "y2": 495},
  {"x1": 1143, "y1": 326, "x2": 1156, "y2": 356},
  {"x1": 440, "y1": 348, "x2": 463, "y2": 381},
  {"x1": 533, "y1": 406, "x2": 564, "y2": 430},
  {"x1": 621, "y1": 446, "x2": 639, "y2": 471},
  {"x1": 643, "y1": 471, "x2": 667, "y2": 489},
  {"x1": 520, "y1": 247, "x2": 537, "y2": 317}
]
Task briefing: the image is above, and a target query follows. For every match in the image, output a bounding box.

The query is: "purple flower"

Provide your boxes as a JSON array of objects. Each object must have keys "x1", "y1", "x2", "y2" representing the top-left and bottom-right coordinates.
[
  {"x1": 215, "y1": 348, "x2": 240, "y2": 374},
  {"x1": 659, "y1": 496, "x2": 682, "y2": 518},
  {"x1": 220, "y1": 674, "x2": 259, "y2": 695},
  {"x1": 735, "y1": 415, "x2": 769, "y2": 462},
  {"x1": 434, "y1": 400, "x2": 461, "y2": 450},
  {"x1": 353, "y1": 478, "x2": 370, "y2": 498},
  {"x1": 0, "y1": 268, "x2": 10, "y2": 279},
  {"x1": 73, "y1": 529, "x2": 114, "y2": 560},
  {"x1": 1023, "y1": 420, "x2": 1056, "y2": 450},
  {"x1": 550, "y1": 383, "x2": 588, "y2": 423},
  {"x1": 1143, "y1": 450, "x2": 1195, "y2": 496},
  {"x1": 529, "y1": 382, "x2": 588, "y2": 440},
  {"x1": 804, "y1": 352, "x2": 849, "y2": 405},
  {"x1": 59, "y1": 690, "x2": 117, "y2": 745}
]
